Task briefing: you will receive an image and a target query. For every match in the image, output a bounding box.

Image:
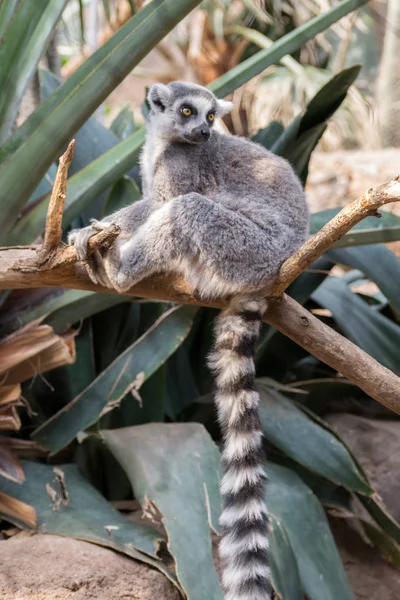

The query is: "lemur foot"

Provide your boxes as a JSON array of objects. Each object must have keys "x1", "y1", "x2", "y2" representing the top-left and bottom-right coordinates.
[
  {"x1": 68, "y1": 219, "x2": 111, "y2": 259},
  {"x1": 113, "y1": 271, "x2": 136, "y2": 294},
  {"x1": 68, "y1": 220, "x2": 115, "y2": 288}
]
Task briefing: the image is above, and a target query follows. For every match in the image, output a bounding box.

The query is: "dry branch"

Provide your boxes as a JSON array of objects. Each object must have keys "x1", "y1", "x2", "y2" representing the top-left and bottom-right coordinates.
[
  {"x1": 37, "y1": 140, "x2": 76, "y2": 265},
  {"x1": 266, "y1": 296, "x2": 400, "y2": 414},
  {"x1": 271, "y1": 176, "x2": 400, "y2": 297},
  {"x1": 0, "y1": 147, "x2": 400, "y2": 414}
]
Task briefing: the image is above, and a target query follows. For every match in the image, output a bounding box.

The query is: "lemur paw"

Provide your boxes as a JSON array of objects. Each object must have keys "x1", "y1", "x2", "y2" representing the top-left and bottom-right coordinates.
[
  {"x1": 68, "y1": 221, "x2": 118, "y2": 288},
  {"x1": 68, "y1": 225, "x2": 97, "y2": 261}
]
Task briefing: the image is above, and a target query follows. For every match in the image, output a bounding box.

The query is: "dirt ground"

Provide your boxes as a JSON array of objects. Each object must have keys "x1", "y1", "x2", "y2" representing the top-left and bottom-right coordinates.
[
  {"x1": 1, "y1": 520, "x2": 399, "y2": 600},
  {"x1": 0, "y1": 533, "x2": 181, "y2": 600}
]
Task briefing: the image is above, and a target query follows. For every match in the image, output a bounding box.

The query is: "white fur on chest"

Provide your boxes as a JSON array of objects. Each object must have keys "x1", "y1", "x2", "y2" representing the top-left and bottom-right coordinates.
[{"x1": 140, "y1": 132, "x2": 167, "y2": 195}]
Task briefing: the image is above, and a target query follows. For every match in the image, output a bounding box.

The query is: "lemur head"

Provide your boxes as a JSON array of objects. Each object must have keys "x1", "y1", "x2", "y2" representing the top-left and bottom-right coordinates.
[{"x1": 146, "y1": 81, "x2": 233, "y2": 144}]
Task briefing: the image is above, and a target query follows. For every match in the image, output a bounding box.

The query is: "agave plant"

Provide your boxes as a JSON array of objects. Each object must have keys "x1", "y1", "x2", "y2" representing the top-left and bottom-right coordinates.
[
  {"x1": 130, "y1": 0, "x2": 376, "y2": 146},
  {"x1": 1, "y1": 1, "x2": 400, "y2": 599}
]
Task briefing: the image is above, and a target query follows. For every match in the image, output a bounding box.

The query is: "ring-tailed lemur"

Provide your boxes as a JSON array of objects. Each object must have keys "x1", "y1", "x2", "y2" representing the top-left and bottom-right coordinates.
[{"x1": 69, "y1": 81, "x2": 309, "y2": 600}]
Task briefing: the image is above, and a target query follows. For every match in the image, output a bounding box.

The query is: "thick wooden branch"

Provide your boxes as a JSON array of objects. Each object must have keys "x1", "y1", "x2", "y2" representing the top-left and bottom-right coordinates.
[
  {"x1": 271, "y1": 177, "x2": 400, "y2": 297},
  {"x1": 266, "y1": 296, "x2": 400, "y2": 413},
  {"x1": 0, "y1": 251, "x2": 399, "y2": 413},
  {"x1": 0, "y1": 150, "x2": 400, "y2": 414}
]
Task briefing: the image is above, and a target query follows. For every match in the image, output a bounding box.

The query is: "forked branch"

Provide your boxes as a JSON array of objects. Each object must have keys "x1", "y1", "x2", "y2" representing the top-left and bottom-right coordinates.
[{"x1": 0, "y1": 143, "x2": 400, "y2": 414}]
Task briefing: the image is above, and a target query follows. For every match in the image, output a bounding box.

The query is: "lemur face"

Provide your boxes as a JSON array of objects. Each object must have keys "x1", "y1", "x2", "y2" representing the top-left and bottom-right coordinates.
[{"x1": 147, "y1": 81, "x2": 233, "y2": 144}]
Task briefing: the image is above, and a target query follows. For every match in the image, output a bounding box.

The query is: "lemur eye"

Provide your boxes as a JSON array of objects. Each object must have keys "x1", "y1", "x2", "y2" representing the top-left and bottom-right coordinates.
[
  {"x1": 208, "y1": 113, "x2": 215, "y2": 122},
  {"x1": 182, "y1": 107, "x2": 192, "y2": 117}
]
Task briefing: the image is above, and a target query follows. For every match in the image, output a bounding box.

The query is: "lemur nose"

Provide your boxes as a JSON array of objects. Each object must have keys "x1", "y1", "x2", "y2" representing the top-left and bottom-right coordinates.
[{"x1": 201, "y1": 128, "x2": 210, "y2": 138}]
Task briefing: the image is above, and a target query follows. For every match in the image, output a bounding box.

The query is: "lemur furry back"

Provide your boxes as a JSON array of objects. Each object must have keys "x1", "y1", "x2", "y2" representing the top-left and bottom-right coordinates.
[{"x1": 69, "y1": 81, "x2": 309, "y2": 600}]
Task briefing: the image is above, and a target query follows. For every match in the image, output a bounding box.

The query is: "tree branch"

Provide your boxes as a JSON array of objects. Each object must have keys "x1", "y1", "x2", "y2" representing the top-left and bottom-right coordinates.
[
  {"x1": 266, "y1": 296, "x2": 400, "y2": 413},
  {"x1": 1, "y1": 146, "x2": 400, "y2": 414},
  {"x1": 271, "y1": 176, "x2": 400, "y2": 297}
]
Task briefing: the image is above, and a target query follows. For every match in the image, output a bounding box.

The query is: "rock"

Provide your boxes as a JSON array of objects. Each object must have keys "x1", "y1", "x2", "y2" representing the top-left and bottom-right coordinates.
[
  {"x1": 326, "y1": 413, "x2": 400, "y2": 522},
  {"x1": 325, "y1": 414, "x2": 400, "y2": 598},
  {"x1": 332, "y1": 518, "x2": 400, "y2": 600},
  {"x1": 0, "y1": 533, "x2": 181, "y2": 600},
  {"x1": 306, "y1": 149, "x2": 400, "y2": 257},
  {"x1": 306, "y1": 148, "x2": 400, "y2": 212}
]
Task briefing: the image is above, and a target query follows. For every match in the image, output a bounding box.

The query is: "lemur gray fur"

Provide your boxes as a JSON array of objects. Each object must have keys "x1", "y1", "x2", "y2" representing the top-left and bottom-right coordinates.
[{"x1": 69, "y1": 81, "x2": 309, "y2": 600}]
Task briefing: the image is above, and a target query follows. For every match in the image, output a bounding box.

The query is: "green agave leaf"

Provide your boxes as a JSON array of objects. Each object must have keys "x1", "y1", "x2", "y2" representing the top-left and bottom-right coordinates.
[
  {"x1": 0, "y1": 289, "x2": 126, "y2": 335},
  {"x1": 93, "y1": 301, "x2": 162, "y2": 376},
  {"x1": 271, "y1": 66, "x2": 361, "y2": 182},
  {"x1": 166, "y1": 346, "x2": 200, "y2": 419},
  {"x1": 95, "y1": 304, "x2": 167, "y2": 429},
  {"x1": 312, "y1": 276, "x2": 400, "y2": 374},
  {"x1": 39, "y1": 69, "x2": 121, "y2": 177},
  {"x1": 251, "y1": 120, "x2": 285, "y2": 149},
  {"x1": 63, "y1": 319, "x2": 96, "y2": 403},
  {"x1": 0, "y1": 461, "x2": 178, "y2": 585},
  {"x1": 360, "y1": 519, "x2": 400, "y2": 567},
  {"x1": 98, "y1": 303, "x2": 168, "y2": 428},
  {"x1": 8, "y1": 128, "x2": 145, "y2": 245},
  {"x1": 37, "y1": 320, "x2": 97, "y2": 412},
  {"x1": 271, "y1": 459, "x2": 400, "y2": 568},
  {"x1": 103, "y1": 176, "x2": 141, "y2": 216},
  {"x1": 268, "y1": 463, "x2": 355, "y2": 600},
  {"x1": 269, "y1": 515, "x2": 304, "y2": 600},
  {"x1": 92, "y1": 302, "x2": 140, "y2": 372},
  {"x1": 0, "y1": 0, "x2": 202, "y2": 243},
  {"x1": 106, "y1": 366, "x2": 168, "y2": 429},
  {"x1": 209, "y1": 0, "x2": 368, "y2": 98},
  {"x1": 0, "y1": 0, "x2": 67, "y2": 144},
  {"x1": 282, "y1": 123, "x2": 326, "y2": 183},
  {"x1": 358, "y1": 494, "x2": 400, "y2": 547},
  {"x1": 278, "y1": 457, "x2": 354, "y2": 513},
  {"x1": 110, "y1": 105, "x2": 136, "y2": 140},
  {"x1": 334, "y1": 227, "x2": 400, "y2": 247},
  {"x1": 0, "y1": 0, "x2": 19, "y2": 38},
  {"x1": 27, "y1": 162, "x2": 57, "y2": 206},
  {"x1": 103, "y1": 423, "x2": 223, "y2": 600},
  {"x1": 310, "y1": 208, "x2": 400, "y2": 234},
  {"x1": 44, "y1": 291, "x2": 128, "y2": 334},
  {"x1": 301, "y1": 68, "x2": 359, "y2": 130},
  {"x1": 326, "y1": 245, "x2": 400, "y2": 315},
  {"x1": 258, "y1": 387, "x2": 371, "y2": 494},
  {"x1": 311, "y1": 208, "x2": 400, "y2": 247},
  {"x1": 288, "y1": 378, "x2": 367, "y2": 414},
  {"x1": 32, "y1": 305, "x2": 198, "y2": 454}
]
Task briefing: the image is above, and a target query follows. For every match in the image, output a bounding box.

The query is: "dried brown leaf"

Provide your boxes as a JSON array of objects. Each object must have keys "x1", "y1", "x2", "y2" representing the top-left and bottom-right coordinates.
[
  {"x1": 0, "y1": 490, "x2": 37, "y2": 528},
  {"x1": 0, "y1": 324, "x2": 76, "y2": 385},
  {"x1": 0, "y1": 405, "x2": 21, "y2": 431},
  {"x1": 0, "y1": 446, "x2": 24, "y2": 483},
  {"x1": 0, "y1": 384, "x2": 21, "y2": 406},
  {"x1": 0, "y1": 437, "x2": 47, "y2": 458}
]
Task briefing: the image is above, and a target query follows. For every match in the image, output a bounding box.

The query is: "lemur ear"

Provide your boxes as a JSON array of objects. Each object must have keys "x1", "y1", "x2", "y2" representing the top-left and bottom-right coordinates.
[
  {"x1": 147, "y1": 83, "x2": 172, "y2": 112},
  {"x1": 216, "y1": 99, "x2": 234, "y2": 116}
]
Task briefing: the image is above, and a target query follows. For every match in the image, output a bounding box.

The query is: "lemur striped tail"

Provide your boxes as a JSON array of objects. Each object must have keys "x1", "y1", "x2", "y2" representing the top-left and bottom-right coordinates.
[{"x1": 208, "y1": 297, "x2": 271, "y2": 600}]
